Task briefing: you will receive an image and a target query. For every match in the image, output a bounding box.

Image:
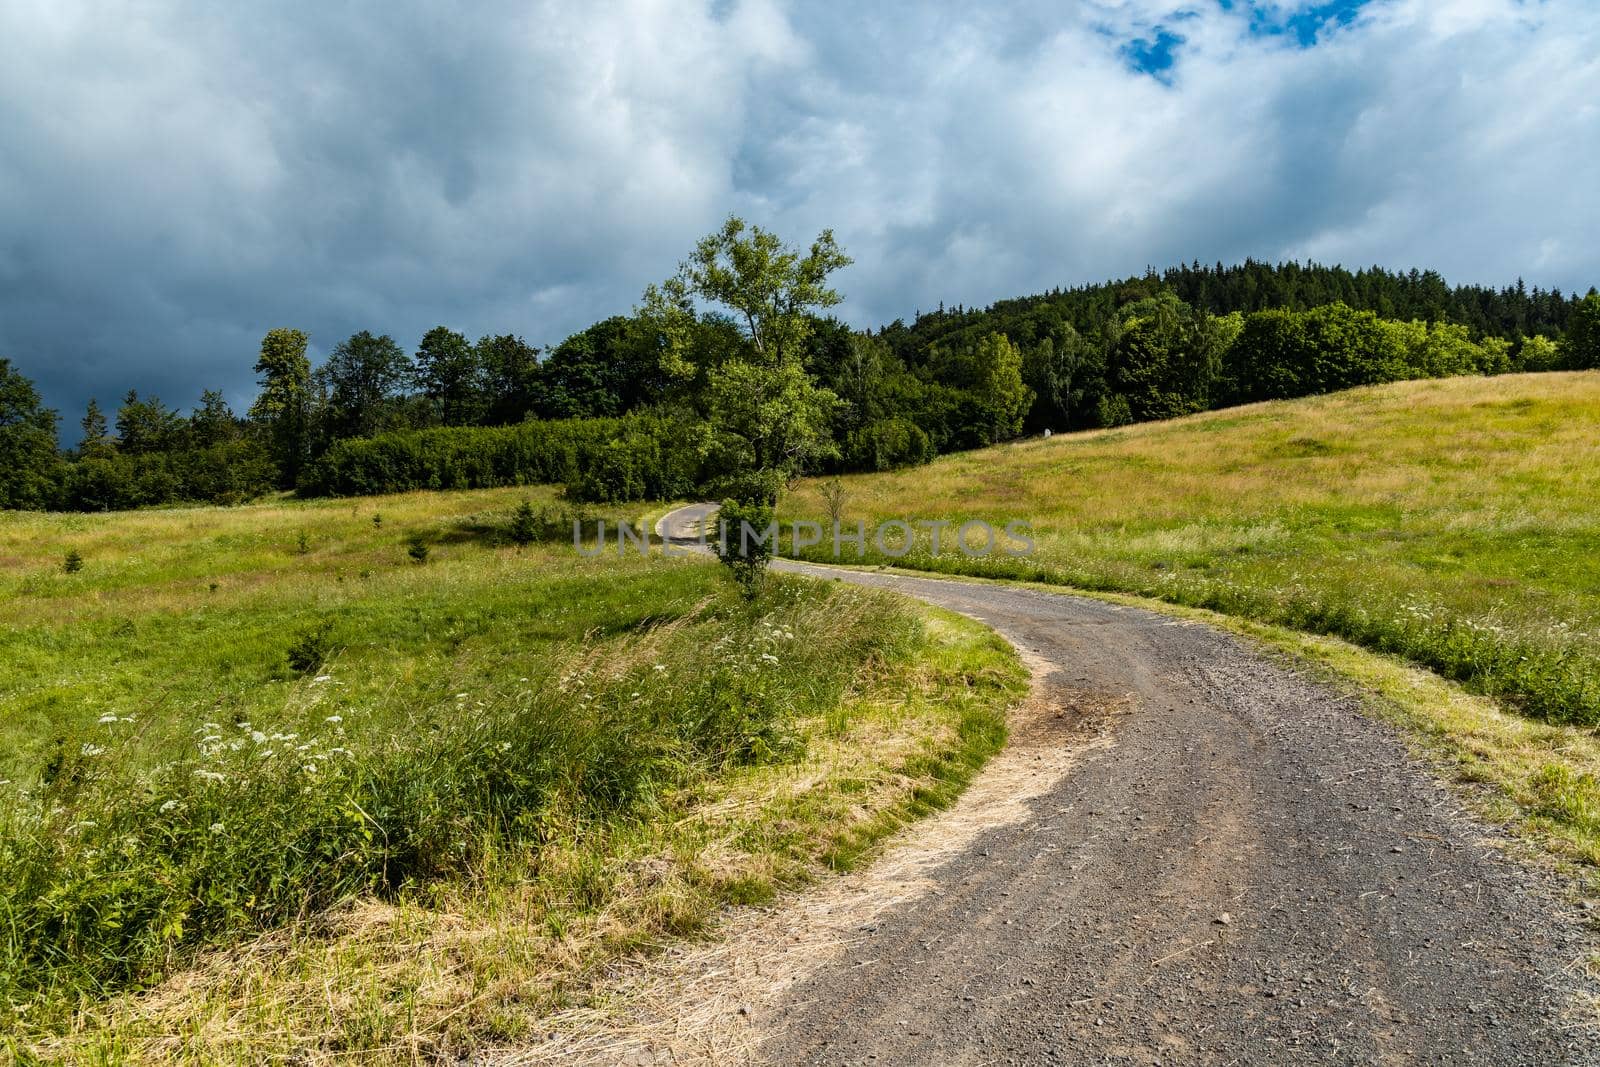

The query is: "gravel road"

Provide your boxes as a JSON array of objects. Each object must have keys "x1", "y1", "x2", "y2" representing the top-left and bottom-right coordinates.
[{"x1": 653, "y1": 506, "x2": 1597, "y2": 1065}]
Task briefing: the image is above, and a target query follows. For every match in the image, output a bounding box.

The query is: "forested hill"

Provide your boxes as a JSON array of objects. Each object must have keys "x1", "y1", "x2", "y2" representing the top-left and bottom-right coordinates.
[
  {"x1": 4, "y1": 244, "x2": 1599, "y2": 512},
  {"x1": 880, "y1": 259, "x2": 1587, "y2": 362}
]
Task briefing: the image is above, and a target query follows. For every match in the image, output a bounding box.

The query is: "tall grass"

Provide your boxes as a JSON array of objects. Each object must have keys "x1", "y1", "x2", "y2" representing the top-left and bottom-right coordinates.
[
  {"x1": 0, "y1": 486, "x2": 961, "y2": 1042},
  {"x1": 782, "y1": 372, "x2": 1600, "y2": 726}
]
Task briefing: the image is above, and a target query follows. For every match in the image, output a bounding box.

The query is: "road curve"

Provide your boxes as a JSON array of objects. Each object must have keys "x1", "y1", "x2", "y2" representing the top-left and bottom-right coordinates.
[{"x1": 655, "y1": 505, "x2": 1596, "y2": 1065}]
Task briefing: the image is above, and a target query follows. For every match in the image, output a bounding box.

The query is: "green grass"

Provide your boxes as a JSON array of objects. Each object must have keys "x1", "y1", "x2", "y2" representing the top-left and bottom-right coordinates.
[
  {"x1": 0, "y1": 487, "x2": 1027, "y2": 1061},
  {"x1": 783, "y1": 372, "x2": 1600, "y2": 726}
]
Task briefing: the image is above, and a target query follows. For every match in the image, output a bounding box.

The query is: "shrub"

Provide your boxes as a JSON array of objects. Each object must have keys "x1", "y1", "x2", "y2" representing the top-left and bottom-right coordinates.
[
  {"x1": 844, "y1": 418, "x2": 934, "y2": 472},
  {"x1": 298, "y1": 414, "x2": 699, "y2": 502},
  {"x1": 406, "y1": 536, "x2": 430, "y2": 565},
  {"x1": 62, "y1": 549, "x2": 84, "y2": 574},
  {"x1": 509, "y1": 500, "x2": 538, "y2": 546},
  {"x1": 286, "y1": 621, "x2": 335, "y2": 675}
]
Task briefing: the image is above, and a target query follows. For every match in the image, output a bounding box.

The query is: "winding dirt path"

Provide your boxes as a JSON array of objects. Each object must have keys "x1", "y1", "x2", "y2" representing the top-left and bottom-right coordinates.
[{"x1": 523, "y1": 506, "x2": 1598, "y2": 1064}]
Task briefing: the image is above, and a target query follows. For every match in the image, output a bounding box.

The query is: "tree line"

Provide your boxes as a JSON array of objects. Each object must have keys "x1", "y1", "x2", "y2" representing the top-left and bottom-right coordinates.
[{"x1": 2, "y1": 234, "x2": 1598, "y2": 514}]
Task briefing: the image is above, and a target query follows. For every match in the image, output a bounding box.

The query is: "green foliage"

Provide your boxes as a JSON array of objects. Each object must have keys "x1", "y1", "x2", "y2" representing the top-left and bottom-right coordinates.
[
  {"x1": 0, "y1": 357, "x2": 62, "y2": 510},
  {"x1": 62, "y1": 548, "x2": 84, "y2": 574},
  {"x1": 509, "y1": 500, "x2": 539, "y2": 546},
  {"x1": 1225, "y1": 302, "x2": 1408, "y2": 403},
  {"x1": 406, "y1": 535, "x2": 430, "y2": 565},
  {"x1": 700, "y1": 358, "x2": 839, "y2": 481},
  {"x1": 1107, "y1": 294, "x2": 1233, "y2": 420},
  {"x1": 715, "y1": 494, "x2": 778, "y2": 599},
  {"x1": 249, "y1": 328, "x2": 313, "y2": 488},
  {"x1": 1516, "y1": 334, "x2": 1563, "y2": 372},
  {"x1": 1564, "y1": 292, "x2": 1600, "y2": 370},
  {"x1": 641, "y1": 215, "x2": 851, "y2": 376},
  {"x1": 1093, "y1": 392, "x2": 1134, "y2": 428},
  {"x1": 286, "y1": 621, "x2": 335, "y2": 675},
  {"x1": 113, "y1": 390, "x2": 186, "y2": 455},
  {"x1": 300, "y1": 414, "x2": 695, "y2": 501},
  {"x1": 925, "y1": 332, "x2": 1033, "y2": 444},
  {"x1": 844, "y1": 416, "x2": 935, "y2": 471},
  {"x1": 536, "y1": 316, "x2": 667, "y2": 419},
  {"x1": 319, "y1": 331, "x2": 411, "y2": 441},
  {"x1": 475, "y1": 333, "x2": 542, "y2": 425},
  {"x1": 1023, "y1": 323, "x2": 1099, "y2": 429},
  {"x1": 414, "y1": 326, "x2": 484, "y2": 426}
]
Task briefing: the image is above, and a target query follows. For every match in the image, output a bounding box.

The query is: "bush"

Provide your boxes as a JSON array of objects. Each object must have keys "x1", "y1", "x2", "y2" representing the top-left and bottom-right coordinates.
[
  {"x1": 509, "y1": 500, "x2": 538, "y2": 546},
  {"x1": 844, "y1": 417, "x2": 935, "y2": 472},
  {"x1": 62, "y1": 549, "x2": 84, "y2": 574},
  {"x1": 300, "y1": 414, "x2": 699, "y2": 503},
  {"x1": 286, "y1": 621, "x2": 335, "y2": 675}
]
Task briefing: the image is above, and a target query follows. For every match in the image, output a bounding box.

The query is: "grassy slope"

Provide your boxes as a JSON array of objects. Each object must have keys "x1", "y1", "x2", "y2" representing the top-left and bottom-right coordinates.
[
  {"x1": 0, "y1": 487, "x2": 1027, "y2": 1061},
  {"x1": 781, "y1": 371, "x2": 1600, "y2": 872},
  {"x1": 785, "y1": 372, "x2": 1600, "y2": 725}
]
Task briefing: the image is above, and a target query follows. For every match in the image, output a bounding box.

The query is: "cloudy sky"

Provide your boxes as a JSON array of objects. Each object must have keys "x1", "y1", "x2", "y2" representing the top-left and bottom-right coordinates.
[{"x1": 2, "y1": 0, "x2": 1597, "y2": 427}]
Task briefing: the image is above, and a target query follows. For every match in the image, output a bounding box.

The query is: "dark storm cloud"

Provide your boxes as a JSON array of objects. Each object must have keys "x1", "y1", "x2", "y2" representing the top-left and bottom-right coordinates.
[{"x1": 2, "y1": 1, "x2": 1597, "y2": 435}]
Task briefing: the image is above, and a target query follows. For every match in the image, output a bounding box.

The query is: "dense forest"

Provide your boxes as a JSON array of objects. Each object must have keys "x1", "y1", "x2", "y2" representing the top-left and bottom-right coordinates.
[{"x1": 2, "y1": 252, "x2": 1598, "y2": 513}]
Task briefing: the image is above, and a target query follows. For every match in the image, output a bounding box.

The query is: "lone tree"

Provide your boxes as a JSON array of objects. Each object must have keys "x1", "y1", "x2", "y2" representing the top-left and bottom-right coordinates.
[
  {"x1": 641, "y1": 217, "x2": 850, "y2": 596},
  {"x1": 249, "y1": 328, "x2": 312, "y2": 488}
]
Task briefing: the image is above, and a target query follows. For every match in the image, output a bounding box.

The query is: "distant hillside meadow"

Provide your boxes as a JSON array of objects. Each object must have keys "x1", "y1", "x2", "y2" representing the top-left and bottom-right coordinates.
[{"x1": 2, "y1": 251, "x2": 1599, "y2": 512}]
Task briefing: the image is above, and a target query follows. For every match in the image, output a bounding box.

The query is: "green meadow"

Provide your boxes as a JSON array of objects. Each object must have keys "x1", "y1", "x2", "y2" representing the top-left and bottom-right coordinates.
[{"x1": 0, "y1": 487, "x2": 1024, "y2": 1061}]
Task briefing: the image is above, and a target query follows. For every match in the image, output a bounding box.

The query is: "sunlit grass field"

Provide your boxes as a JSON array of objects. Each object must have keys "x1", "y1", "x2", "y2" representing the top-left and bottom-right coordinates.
[
  {"x1": 784, "y1": 372, "x2": 1600, "y2": 726},
  {"x1": 0, "y1": 487, "x2": 1025, "y2": 1060}
]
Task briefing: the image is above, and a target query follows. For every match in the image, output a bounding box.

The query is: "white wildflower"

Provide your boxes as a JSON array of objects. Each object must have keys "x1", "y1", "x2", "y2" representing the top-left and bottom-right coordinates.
[
  {"x1": 250, "y1": 730, "x2": 267, "y2": 744},
  {"x1": 97, "y1": 713, "x2": 119, "y2": 724},
  {"x1": 302, "y1": 763, "x2": 319, "y2": 775},
  {"x1": 312, "y1": 674, "x2": 332, "y2": 683},
  {"x1": 159, "y1": 799, "x2": 180, "y2": 813},
  {"x1": 324, "y1": 715, "x2": 343, "y2": 724},
  {"x1": 209, "y1": 823, "x2": 226, "y2": 835},
  {"x1": 193, "y1": 769, "x2": 226, "y2": 783},
  {"x1": 80, "y1": 743, "x2": 105, "y2": 757},
  {"x1": 652, "y1": 664, "x2": 667, "y2": 672}
]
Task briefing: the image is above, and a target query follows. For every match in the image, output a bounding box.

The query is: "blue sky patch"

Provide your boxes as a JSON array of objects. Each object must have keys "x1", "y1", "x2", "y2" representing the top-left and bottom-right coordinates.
[
  {"x1": 1233, "y1": 0, "x2": 1374, "y2": 47},
  {"x1": 1121, "y1": 28, "x2": 1186, "y2": 81}
]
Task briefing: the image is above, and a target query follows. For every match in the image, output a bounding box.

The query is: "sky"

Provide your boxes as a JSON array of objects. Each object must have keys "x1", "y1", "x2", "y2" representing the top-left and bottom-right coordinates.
[{"x1": 2, "y1": 0, "x2": 1597, "y2": 431}]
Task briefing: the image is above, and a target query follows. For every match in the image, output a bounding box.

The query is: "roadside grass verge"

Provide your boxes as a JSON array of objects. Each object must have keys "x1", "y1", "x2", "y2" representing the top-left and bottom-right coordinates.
[
  {"x1": 781, "y1": 372, "x2": 1600, "y2": 728},
  {"x1": 0, "y1": 487, "x2": 1025, "y2": 1061},
  {"x1": 1076, "y1": 585, "x2": 1600, "y2": 880},
  {"x1": 16, "y1": 603, "x2": 1021, "y2": 1064}
]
